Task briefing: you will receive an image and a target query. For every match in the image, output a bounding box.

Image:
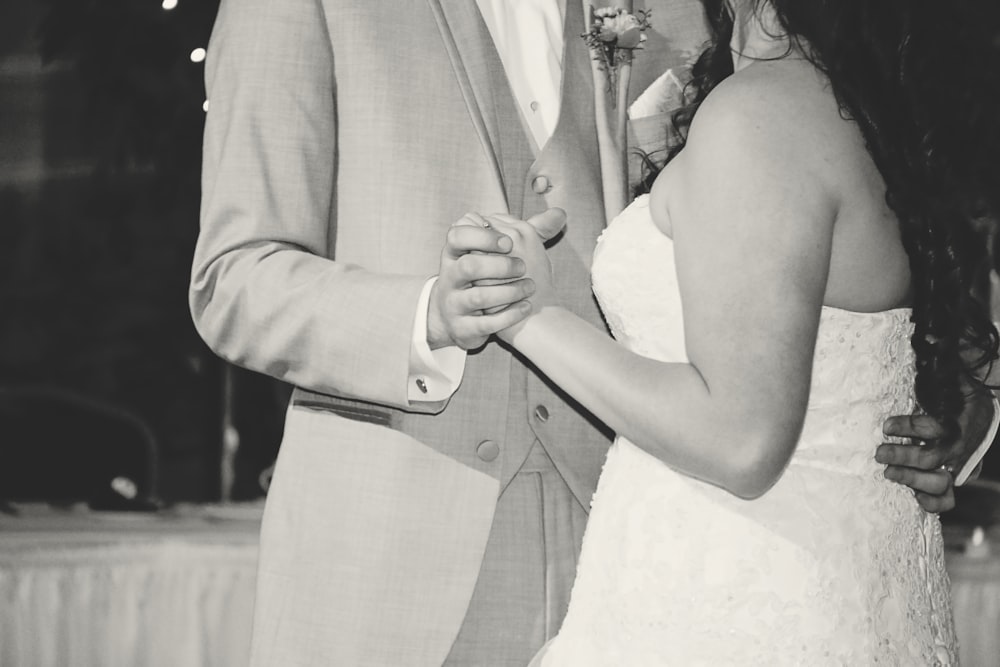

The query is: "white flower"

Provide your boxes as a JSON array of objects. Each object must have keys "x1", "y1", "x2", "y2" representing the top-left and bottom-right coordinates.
[
  {"x1": 605, "y1": 12, "x2": 642, "y2": 35},
  {"x1": 616, "y1": 26, "x2": 646, "y2": 49},
  {"x1": 604, "y1": 13, "x2": 644, "y2": 48},
  {"x1": 595, "y1": 7, "x2": 623, "y2": 18},
  {"x1": 598, "y1": 25, "x2": 617, "y2": 43}
]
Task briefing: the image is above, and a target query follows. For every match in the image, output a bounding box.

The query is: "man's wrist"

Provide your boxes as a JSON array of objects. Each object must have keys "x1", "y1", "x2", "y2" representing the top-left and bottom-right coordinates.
[
  {"x1": 424, "y1": 277, "x2": 451, "y2": 350},
  {"x1": 409, "y1": 277, "x2": 466, "y2": 403}
]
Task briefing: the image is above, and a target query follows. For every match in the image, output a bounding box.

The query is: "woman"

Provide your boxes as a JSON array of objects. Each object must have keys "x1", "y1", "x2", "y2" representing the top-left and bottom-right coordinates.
[{"x1": 485, "y1": 0, "x2": 1000, "y2": 663}]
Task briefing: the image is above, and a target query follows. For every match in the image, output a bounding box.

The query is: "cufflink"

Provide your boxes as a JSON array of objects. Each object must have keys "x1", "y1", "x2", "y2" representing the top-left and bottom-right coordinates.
[{"x1": 415, "y1": 377, "x2": 428, "y2": 394}]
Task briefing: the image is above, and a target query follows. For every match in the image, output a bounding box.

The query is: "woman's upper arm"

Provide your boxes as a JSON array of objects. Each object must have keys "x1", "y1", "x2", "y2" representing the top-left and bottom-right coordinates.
[{"x1": 666, "y1": 77, "x2": 839, "y2": 460}]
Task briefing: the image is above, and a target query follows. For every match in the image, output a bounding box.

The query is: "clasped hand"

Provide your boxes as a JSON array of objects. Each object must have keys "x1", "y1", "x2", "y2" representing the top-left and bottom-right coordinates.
[
  {"x1": 429, "y1": 205, "x2": 992, "y2": 514},
  {"x1": 877, "y1": 390, "x2": 995, "y2": 512},
  {"x1": 426, "y1": 208, "x2": 565, "y2": 350}
]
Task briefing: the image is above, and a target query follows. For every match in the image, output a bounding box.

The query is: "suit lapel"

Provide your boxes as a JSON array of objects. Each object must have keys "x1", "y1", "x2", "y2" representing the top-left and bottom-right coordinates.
[{"x1": 427, "y1": 0, "x2": 509, "y2": 209}]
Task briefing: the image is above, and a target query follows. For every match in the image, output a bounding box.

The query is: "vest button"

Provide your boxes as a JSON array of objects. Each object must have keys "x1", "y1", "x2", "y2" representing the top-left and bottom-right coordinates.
[
  {"x1": 531, "y1": 175, "x2": 551, "y2": 194},
  {"x1": 476, "y1": 439, "x2": 500, "y2": 462},
  {"x1": 533, "y1": 405, "x2": 550, "y2": 423}
]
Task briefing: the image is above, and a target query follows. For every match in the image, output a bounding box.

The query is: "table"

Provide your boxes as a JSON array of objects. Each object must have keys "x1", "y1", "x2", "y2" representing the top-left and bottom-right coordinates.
[
  {"x1": 2, "y1": 502, "x2": 998, "y2": 666},
  {"x1": 0, "y1": 502, "x2": 261, "y2": 667},
  {"x1": 945, "y1": 523, "x2": 1000, "y2": 667}
]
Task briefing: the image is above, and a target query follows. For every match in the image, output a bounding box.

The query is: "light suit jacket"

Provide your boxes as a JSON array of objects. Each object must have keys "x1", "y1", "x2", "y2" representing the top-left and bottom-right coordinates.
[{"x1": 190, "y1": 1, "x2": 707, "y2": 664}]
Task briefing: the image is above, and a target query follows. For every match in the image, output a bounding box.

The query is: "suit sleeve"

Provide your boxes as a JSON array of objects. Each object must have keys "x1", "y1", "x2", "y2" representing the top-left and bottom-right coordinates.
[{"x1": 190, "y1": 0, "x2": 447, "y2": 413}]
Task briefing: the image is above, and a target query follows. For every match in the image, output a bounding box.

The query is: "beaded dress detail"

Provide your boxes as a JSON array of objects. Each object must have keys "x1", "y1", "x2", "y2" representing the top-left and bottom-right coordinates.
[{"x1": 534, "y1": 195, "x2": 956, "y2": 666}]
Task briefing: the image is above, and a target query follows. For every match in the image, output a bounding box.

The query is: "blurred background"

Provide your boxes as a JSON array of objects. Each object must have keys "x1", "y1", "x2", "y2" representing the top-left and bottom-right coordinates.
[
  {"x1": 2, "y1": 0, "x2": 997, "y2": 514},
  {"x1": 1, "y1": 0, "x2": 290, "y2": 509},
  {"x1": 1, "y1": 2, "x2": 999, "y2": 666},
  {"x1": 1, "y1": 5, "x2": 287, "y2": 665}
]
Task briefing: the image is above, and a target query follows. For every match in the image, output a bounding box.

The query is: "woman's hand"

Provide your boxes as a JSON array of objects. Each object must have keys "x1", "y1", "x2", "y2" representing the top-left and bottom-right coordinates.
[{"x1": 481, "y1": 208, "x2": 566, "y2": 343}]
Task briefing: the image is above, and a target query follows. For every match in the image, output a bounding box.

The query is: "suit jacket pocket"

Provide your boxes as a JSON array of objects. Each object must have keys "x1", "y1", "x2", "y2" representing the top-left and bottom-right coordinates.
[{"x1": 291, "y1": 388, "x2": 393, "y2": 428}]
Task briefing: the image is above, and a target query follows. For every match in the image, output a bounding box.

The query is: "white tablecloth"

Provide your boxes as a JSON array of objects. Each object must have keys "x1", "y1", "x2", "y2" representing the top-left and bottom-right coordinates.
[
  {"x1": 946, "y1": 532, "x2": 1000, "y2": 667},
  {"x1": 0, "y1": 503, "x2": 261, "y2": 667},
  {"x1": 2, "y1": 503, "x2": 998, "y2": 666}
]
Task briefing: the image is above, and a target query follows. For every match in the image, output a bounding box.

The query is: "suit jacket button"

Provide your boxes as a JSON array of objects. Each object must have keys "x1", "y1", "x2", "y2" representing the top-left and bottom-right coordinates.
[
  {"x1": 533, "y1": 405, "x2": 549, "y2": 423},
  {"x1": 476, "y1": 440, "x2": 500, "y2": 462},
  {"x1": 531, "y1": 175, "x2": 551, "y2": 194}
]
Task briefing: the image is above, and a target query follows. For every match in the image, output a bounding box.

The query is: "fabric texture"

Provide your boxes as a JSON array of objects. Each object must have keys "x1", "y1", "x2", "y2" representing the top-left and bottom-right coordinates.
[
  {"x1": 534, "y1": 195, "x2": 958, "y2": 666},
  {"x1": 475, "y1": 0, "x2": 566, "y2": 147},
  {"x1": 444, "y1": 444, "x2": 587, "y2": 667},
  {"x1": 191, "y1": 0, "x2": 707, "y2": 662}
]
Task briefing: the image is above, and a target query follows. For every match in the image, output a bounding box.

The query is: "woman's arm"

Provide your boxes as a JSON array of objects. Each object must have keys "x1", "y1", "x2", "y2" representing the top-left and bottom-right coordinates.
[{"x1": 499, "y1": 73, "x2": 841, "y2": 498}]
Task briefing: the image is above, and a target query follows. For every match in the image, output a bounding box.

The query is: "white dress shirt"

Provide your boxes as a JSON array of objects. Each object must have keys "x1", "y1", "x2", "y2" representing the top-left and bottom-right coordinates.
[
  {"x1": 477, "y1": 0, "x2": 566, "y2": 148},
  {"x1": 408, "y1": 0, "x2": 565, "y2": 403}
]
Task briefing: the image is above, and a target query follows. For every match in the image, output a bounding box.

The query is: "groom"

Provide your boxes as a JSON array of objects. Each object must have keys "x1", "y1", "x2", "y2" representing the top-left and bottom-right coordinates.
[{"x1": 190, "y1": 0, "x2": 995, "y2": 664}]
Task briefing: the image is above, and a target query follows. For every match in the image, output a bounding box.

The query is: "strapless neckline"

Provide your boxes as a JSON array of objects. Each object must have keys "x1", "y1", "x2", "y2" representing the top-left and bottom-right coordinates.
[
  {"x1": 534, "y1": 193, "x2": 955, "y2": 666},
  {"x1": 596, "y1": 194, "x2": 911, "y2": 321}
]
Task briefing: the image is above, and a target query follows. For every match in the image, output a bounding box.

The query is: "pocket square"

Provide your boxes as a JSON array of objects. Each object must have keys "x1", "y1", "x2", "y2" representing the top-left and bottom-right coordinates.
[{"x1": 629, "y1": 68, "x2": 687, "y2": 120}]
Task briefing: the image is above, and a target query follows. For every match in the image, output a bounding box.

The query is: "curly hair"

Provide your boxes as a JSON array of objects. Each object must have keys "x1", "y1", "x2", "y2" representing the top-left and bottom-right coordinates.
[{"x1": 639, "y1": 0, "x2": 1000, "y2": 439}]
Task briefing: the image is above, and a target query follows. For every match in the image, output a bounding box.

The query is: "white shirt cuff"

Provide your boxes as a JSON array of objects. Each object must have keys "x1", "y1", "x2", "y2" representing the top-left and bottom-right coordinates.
[
  {"x1": 955, "y1": 395, "x2": 1000, "y2": 486},
  {"x1": 407, "y1": 277, "x2": 467, "y2": 403}
]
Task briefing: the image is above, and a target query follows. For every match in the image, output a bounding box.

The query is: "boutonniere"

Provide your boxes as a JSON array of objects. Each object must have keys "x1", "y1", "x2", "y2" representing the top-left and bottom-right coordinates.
[
  {"x1": 582, "y1": 3, "x2": 651, "y2": 222},
  {"x1": 582, "y1": 5, "x2": 652, "y2": 109}
]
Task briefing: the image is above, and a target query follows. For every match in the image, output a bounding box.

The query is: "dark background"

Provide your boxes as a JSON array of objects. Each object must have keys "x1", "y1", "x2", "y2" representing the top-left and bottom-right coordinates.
[
  {"x1": 0, "y1": 1, "x2": 996, "y2": 509},
  {"x1": 0, "y1": 0, "x2": 287, "y2": 505}
]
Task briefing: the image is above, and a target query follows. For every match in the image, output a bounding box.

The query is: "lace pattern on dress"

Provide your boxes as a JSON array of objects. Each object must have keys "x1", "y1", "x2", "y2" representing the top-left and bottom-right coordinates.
[{"x1": 538, "y1": 195, "x2": 956, "y2": 666}]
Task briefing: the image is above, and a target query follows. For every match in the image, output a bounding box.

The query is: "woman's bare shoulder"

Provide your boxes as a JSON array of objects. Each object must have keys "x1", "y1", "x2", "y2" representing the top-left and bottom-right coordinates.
[{"x1": 684, "y1": 59, "x2": 856, "y2": 194}]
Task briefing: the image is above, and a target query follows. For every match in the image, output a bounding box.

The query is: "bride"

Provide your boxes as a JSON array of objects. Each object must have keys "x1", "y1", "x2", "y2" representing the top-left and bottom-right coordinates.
[{"x1": 482, "y1": 0, "x2": 999, "y2": 664}]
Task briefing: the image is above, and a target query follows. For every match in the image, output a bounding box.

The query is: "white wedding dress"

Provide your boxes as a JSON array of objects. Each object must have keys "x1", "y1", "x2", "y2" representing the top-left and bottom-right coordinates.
[{"x1": 532, "y1": 195, "x2": 957, "y2": 666}]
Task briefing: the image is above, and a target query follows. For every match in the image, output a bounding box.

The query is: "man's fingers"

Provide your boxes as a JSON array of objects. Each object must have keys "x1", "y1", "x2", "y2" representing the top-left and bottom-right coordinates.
[
  {"x1": 459, "y1": 300, "x2": 533, "y2": 340},
  {"x1": 445, "y1": 221, "x2": 513, "y2": 258},
  {"x1": 455, "y1": 279, "x2": 536, "y2": 314},
  {"x1": 882, "y1": 465, "x2": 953, "y2": 495},
  {"x1": 882, "y1": 414, "x2": 948, "y2": 440},
  {"x1": 874, "y1": 442, "x2": 947, "y2": 470},
  {"x1": 483, "y1": 299, "x2": 534, "y2": 330},
  {"x1": 452, "y1": 212, "x2": 489, "y2": 228},
  {"x1": 915, "y1": 489, "x2": 955, "y2": 513},
  {"x1": 445, "y1": 253, "x2": 525, "y2": 287}
]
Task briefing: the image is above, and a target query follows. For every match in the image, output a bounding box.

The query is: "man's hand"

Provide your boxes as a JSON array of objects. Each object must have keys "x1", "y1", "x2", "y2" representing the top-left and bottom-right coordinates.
[
  {"x1": 876, "y1": 391, "x2": 996, "y2": 513},
  {"x1": 426, "y1": 213, "x2": 537, "y2": 351}
]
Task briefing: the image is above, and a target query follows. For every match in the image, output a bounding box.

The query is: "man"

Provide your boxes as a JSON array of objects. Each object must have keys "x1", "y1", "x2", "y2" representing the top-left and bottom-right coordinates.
[{"x1": 190, "y1": 1, "x2": 995, "y2": 664}]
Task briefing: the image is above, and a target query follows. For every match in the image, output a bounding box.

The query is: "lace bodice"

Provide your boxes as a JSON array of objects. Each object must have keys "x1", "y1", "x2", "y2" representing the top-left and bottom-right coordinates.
[
  {"x1": 535, "y1": 195, "x2": 956, "y2": 666},
  {"x1": 591, "y1": 195, "x2": 919, "y2": 479}
]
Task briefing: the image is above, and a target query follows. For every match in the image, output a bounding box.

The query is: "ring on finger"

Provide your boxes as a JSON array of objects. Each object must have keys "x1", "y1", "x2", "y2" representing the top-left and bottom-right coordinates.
[{"x1": 456, "y1": 213, "x2": 488, "y2": 227}]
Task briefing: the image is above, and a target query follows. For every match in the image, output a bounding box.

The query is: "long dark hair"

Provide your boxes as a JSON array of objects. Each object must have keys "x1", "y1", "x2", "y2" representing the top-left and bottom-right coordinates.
[{"x1": 640, "y1": 0, "x2": 1000, "y2": 439}]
